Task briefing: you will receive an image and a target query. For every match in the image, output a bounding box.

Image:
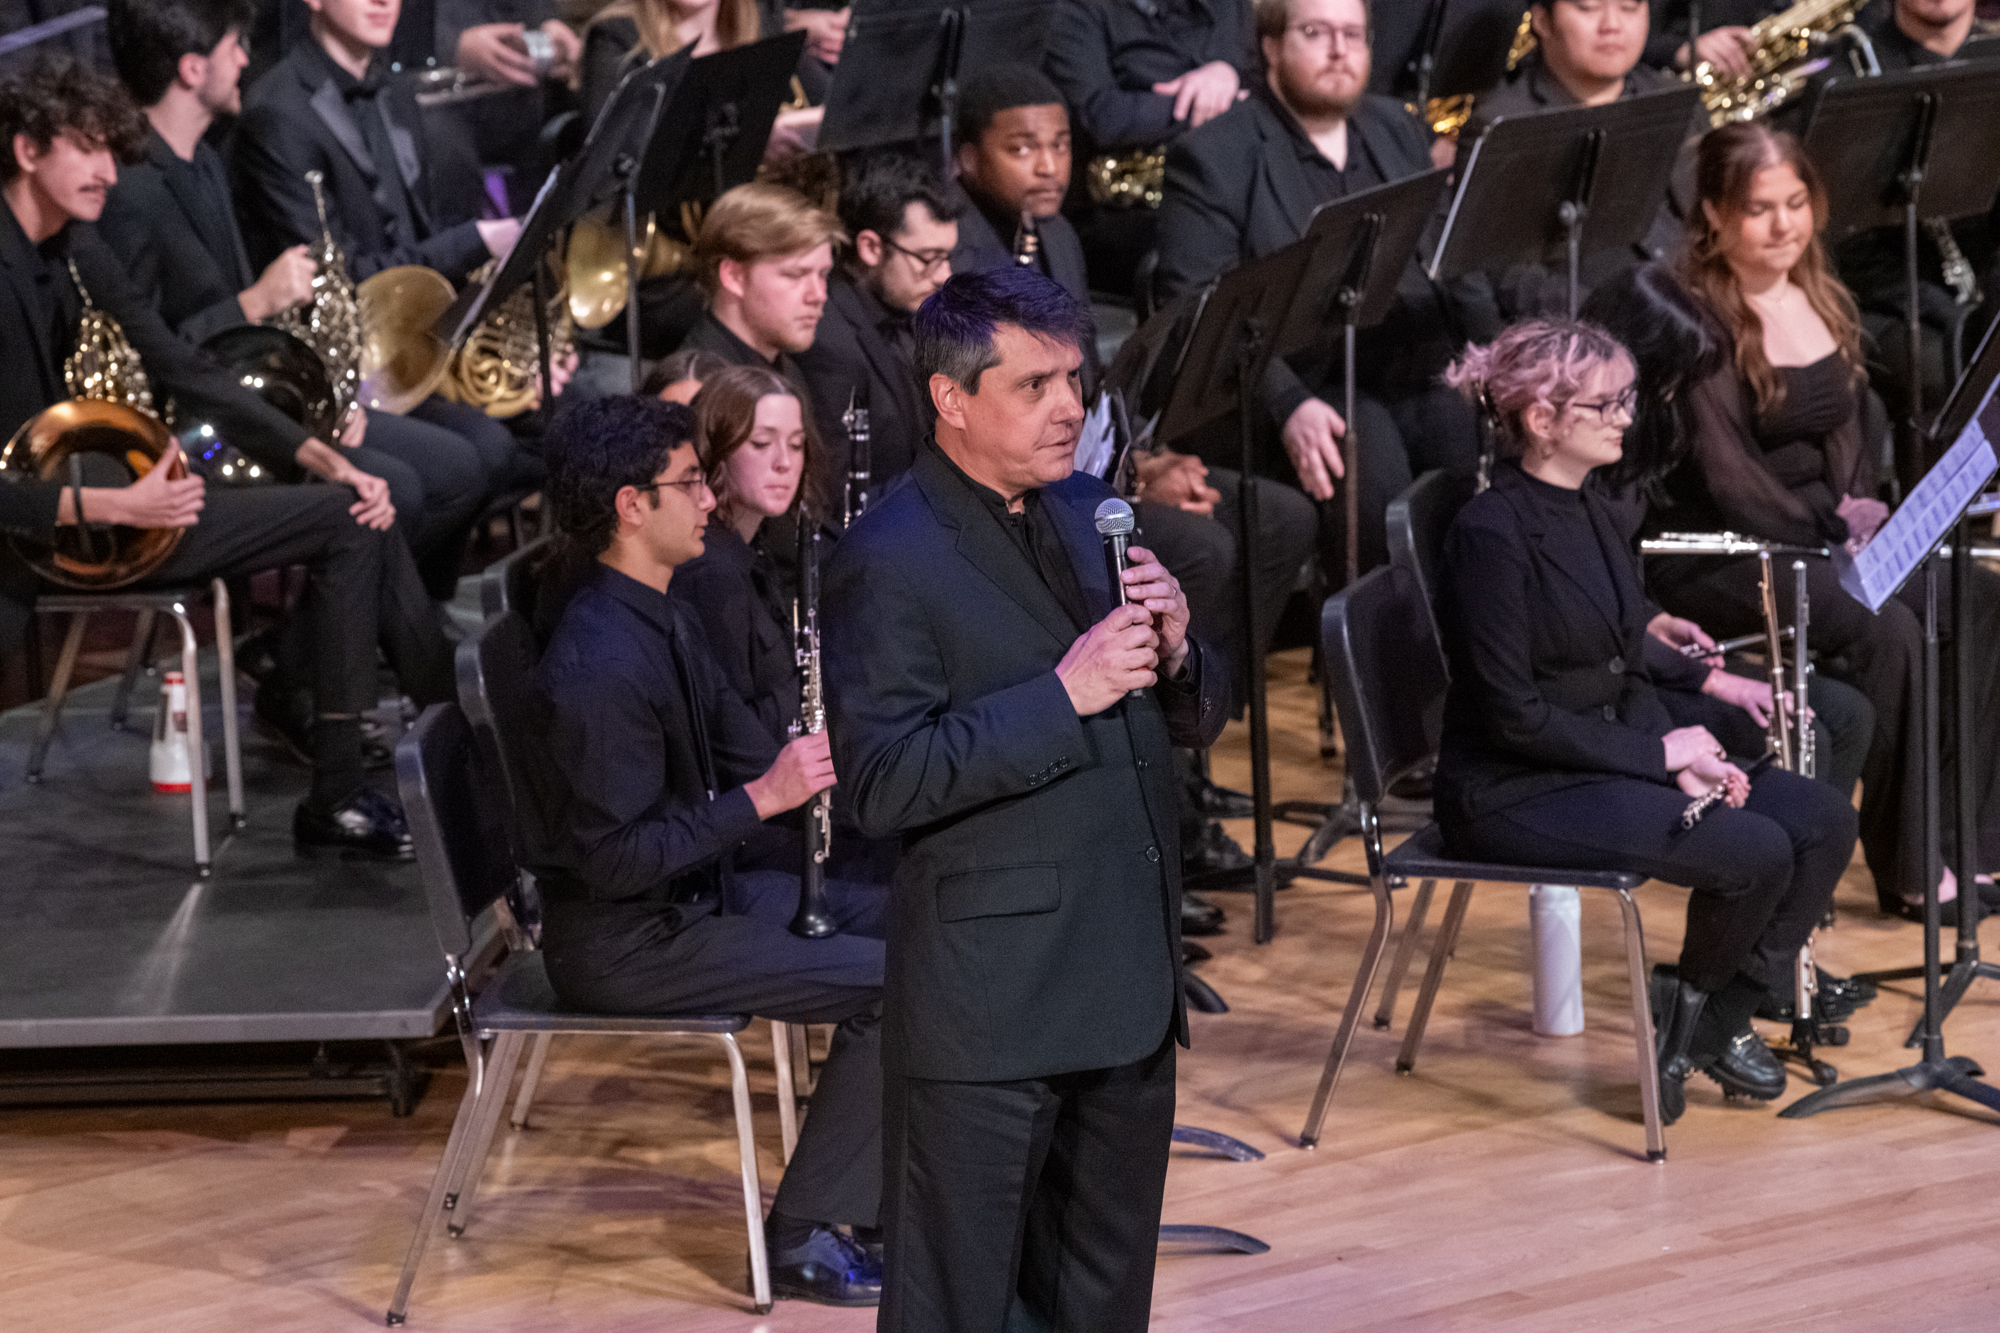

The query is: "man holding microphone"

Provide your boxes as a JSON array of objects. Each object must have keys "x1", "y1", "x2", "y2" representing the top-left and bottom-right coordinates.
[{"x1": 823, "y1": 266, "x2": 1226, "y2": 1331}]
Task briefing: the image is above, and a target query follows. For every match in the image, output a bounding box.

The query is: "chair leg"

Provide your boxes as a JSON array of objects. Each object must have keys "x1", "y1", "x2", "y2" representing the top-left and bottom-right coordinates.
[
  {"x1": 1397, "y1": 882, "x2": 1473, "y2": 1075},
  {"x1": 718, "y1": 1032, "x2": 773, "y2": 1314},
  {"x1": 445, "y1": 1030, "x2": 529, "y2": 1238},
  {"x1": 771, "y1": 1021, "x2": 799, "y2": 1165},
  {"x1": 1613, "y1": 889, "x2": 1666, "y2": 1163},
  {"x1": 211, "y1": 580, "x2": 245, "y2": 830},
  {"x1": 793, "y1": 1022, "x2": 816, "y2": 1095},
  {"x1": 27, "y1": 612, "x2": 89, "y2": 781},
  {"x1": 170, "y1": 605, "x2": 212, "y2": 878},
  {"x1": 1372, "y1": 879, "x2": 1436, "y2": 1030},
  {"x1": 110, "y1": 609, "x2": 156, "y2": 731},
  {"x1": 386, "y1": 1035, "x2": 506, "y2": 1325},
  {"x1": 509, "y1": 1031, "x2": 553, "y2": 1130},
  {"x1": 1299, "y1": 861, "x2": 1396, "y2": 1149}
]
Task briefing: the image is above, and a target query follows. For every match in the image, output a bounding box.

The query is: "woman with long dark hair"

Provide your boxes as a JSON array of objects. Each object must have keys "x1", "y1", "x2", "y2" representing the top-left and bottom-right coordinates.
[
  {"x1": 674, "y1": 363, "x2": 827, "y2": 745},
  {"x1": 1435, "y1": 318, "x2": 1858, "y2": 1124},
  {"x1": 1645, "y1": 121, "x2": 2000, "y2": 921}
]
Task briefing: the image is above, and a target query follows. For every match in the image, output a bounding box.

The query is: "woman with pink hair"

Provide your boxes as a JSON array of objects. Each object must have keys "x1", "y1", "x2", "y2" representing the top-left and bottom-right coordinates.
[{"x1": 1433, "y1": 319, "x2": 1857, "y2": 1125}]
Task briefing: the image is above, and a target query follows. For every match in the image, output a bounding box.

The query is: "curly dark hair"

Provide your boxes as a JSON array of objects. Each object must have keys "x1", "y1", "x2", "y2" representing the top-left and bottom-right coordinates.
[
  {"x1": 0, "y1": 55, "x2": 147, "y2": 184},
  {"x1": 544, "y1": 395, "x2": 698, "y2": 556}
]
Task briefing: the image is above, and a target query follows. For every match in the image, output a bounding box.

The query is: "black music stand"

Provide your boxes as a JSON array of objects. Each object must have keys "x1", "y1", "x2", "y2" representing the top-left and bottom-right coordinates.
[
  {"x1": 818, "y1": 0, "x2": 1056, "y2": 177},
  {"x1": 433, "y1": 50, "x2": 688, "y2": 395},
  {"x1": 1796, "y1": 64, "x2": 2000, "y2": 491},
  {"x1": 635, "y1": 31, "x2": 806, "y2": 219},
  {"x1": 1371, "y1": 0, "x2": 1522, "y2": 108},
  {"x1": 1778, "y1": 351, "x2": 2000, "y2": 1123},
  {"x1": 1845, "y1": 318, "x2": 2000, "y2": 1047},
  {"x1": 1430, "y1": 86, "x2": 1701, "y2": 316},
  {"x1": 1160, "y1": 241, "x2": 1352, "y2": 942}
]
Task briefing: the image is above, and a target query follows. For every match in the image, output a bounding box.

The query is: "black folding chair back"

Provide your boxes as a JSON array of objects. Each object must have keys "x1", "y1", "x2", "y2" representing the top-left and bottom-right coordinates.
[
  {"x1": 1385, "y1": 467, "x2": 1477, "y2": 628},
  {"x1": 478, "y1": 533, "x2": 554, "y2": 622},
  {"x1": 387, "y1": 703, "x2": 773, "y2": 1323},
  {"x1": 1299, "y1": 567, "x2": 1667, "y2": 1163}
]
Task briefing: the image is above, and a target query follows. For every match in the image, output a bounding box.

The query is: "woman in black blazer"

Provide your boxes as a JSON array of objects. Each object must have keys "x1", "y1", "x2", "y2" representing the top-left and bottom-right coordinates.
[{"x1": 1434, "y1": 319, "x2": 1858, "y2": 1125}]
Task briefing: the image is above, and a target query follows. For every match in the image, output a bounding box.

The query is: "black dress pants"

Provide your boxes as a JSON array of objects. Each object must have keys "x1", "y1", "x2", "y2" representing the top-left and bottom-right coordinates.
[
  {"x1": 346, "y1": 409, "x2": 488, "y2": 601},
  {"x1": 1654, "y1": 551, "x2": 2000, "y2": 902},
  {"x1": 1444, "y1": 766, "x2": 1858, "y2": 993},
  {"x1": 879, "y1": 1030, "x2": 1177, "y2": 1333},
  {"x1": 540, "y1": 871, "x2": 886, "y2": 1229}
]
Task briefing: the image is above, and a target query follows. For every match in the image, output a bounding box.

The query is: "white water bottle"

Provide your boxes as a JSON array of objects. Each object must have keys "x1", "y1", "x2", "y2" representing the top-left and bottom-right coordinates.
[
  {"x1": 1529, "y1": 885, "x2": 1585, "y2": 1037},
  {"x1": 149, "y1": 671, "x2": 207, "y2": 792}
]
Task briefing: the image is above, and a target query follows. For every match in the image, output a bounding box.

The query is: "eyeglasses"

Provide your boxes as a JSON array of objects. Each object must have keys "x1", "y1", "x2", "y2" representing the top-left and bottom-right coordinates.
[
  {"x1": 1285, "y1": 21, "x2": 1369, "y2": 50},
  {"x1": 880, "y1": 235, "x2": 952, "y2": 274},
  {"x1": 1569, "y1": 390, "x2": 1638, "y2": 423},
  {"x1": 635, "y1": 475, "x2": 712, "y2": 498}
]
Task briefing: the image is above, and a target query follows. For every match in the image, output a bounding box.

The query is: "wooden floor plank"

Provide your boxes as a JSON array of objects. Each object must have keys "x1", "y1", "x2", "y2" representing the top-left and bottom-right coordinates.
[{"x1": 4, "y1": 649, "x2": 1997, "y2": 1329}]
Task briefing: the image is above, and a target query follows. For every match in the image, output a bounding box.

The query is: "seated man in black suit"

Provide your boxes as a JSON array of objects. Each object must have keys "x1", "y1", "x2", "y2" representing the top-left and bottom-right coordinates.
[
  {"x1": 682, "y1": 182, "x2": 843, "y2": 388},
  {"x1": 823, "y1": 266, "x2": 1226, "y2": 1331},
  {"x1": 230, "y1": 0, "x2": 542, "y2": 514},
  {"x1": 0, "y1": 54, "x2": 453, "y2": 857},
  {"x1": 98, "y1": 0, "x2": 495, "y2": 607},
  {"x1": 1837, "y1": 0, "x2": 1999, "y2": 427},
  {"x1": 531, "y1": 394, "x2": 886, "y2": 1307},
  {"x1": 1155, "y1": 0, "x2": 1477, "y2": 576},
  {"x1": 794, "y1": 150, "x2": 961, "y2": 512},
  {"x1": 1043, "y1": 0, "x2": 1256, "y2": 295}
]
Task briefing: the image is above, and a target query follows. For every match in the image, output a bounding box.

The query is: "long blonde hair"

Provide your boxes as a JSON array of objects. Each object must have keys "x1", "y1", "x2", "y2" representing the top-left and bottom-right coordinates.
[
  {"x1": 1681, "y1": 122, "x2": 1864, "y2": 418},
  {"x1": 592, "y1": 0, "x2": 761, "y2": 60}
]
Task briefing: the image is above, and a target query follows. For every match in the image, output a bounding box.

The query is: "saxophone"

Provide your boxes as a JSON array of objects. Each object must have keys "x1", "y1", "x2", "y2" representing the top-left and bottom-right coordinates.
[
  {"x1": 270, "y1": 170, "x2": 363, "y2": 428},
  {"x1": 1692, "y1": 0, "x2": 1869, "y2": 127}
]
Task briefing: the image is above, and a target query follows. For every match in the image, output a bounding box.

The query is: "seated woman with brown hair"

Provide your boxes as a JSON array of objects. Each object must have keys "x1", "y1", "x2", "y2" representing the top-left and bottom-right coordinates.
[
  {"x1": 1435, "y1": 319, "x2": 1858, "y2": 1124},
  {"x1": 1646, "y1": 120, "x2": 2000, "y2": 923}
]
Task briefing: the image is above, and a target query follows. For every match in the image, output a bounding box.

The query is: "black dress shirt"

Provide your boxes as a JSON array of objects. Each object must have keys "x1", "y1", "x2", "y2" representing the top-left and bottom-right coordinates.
[
  {"x1": 97, "y1": 129, "x2": 259, "y2": 347},
  {"x1": 930, "y1": 438, "x2": 1093, "y2": 635},
  {"x1": 671, "y1": 522, "x2": 801, "y2": 745},
  {"x1": 1044, "y1": 0, "x2": 1257, "y2": 152},
  {"x1": 534, "y1": 561, "x2": 782, "y2": 920},
  {"x1": 682, "y1": 310, "x2": 809, "y2": 389}
]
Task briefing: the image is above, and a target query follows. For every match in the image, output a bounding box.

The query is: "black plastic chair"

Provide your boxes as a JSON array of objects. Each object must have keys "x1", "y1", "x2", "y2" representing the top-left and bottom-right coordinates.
[
  {"x1": 385, "y1": 704, "x2": 773, "y2": 1323},
  {"x1": 477, "y1": 533, "x2": 553, "y2": 622},
  {"x1": 1385, "y1": 467, "x2": 1477, "y2": 637},
  {"x1": 1298, "y1": 566, "x2": 1668, "y2": 1162}
]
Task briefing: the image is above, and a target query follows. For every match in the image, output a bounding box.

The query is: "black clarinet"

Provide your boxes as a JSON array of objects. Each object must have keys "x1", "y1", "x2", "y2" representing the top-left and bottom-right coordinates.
[
  {"x1": 789, "y1": 511, "x2": 837, "y2": 938},
  {"x1": 1012, "y1": 207, "x2": 1040, "y2": 267},
  {"x1": 842, "y1": 387, "x2": 871, "y2": 527}
]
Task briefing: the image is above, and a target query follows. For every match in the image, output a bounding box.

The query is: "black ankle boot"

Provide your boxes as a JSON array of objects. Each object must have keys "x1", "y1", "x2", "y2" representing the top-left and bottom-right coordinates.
[{"x1": 1649, "y1": 965, "x2": 1710, "y2": 1127}]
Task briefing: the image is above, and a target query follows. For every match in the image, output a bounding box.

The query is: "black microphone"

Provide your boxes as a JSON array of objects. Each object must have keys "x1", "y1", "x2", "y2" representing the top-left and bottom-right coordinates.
[{"x1": 1095, "y1": 497, "x2": 1146, "y2": 698}]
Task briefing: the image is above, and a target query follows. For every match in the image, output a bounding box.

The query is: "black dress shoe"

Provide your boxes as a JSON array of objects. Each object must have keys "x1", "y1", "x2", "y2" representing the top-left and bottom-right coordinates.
[
  {"x1": 1818, "y1": 969, "x2": 1876, "y2": 1009},
  {"x1": 294, "y1": 786, "x2": 414, "y2": 861},
  {"x1": 766, "y1": 1223, "x2": 881, "y2": 1307},
  {"x1": 1182, "y1": 939, "x2": 1213, "y2": 963},
  {"x1": 1756, "y1": 983, "x2": 1856, "y2": 1025},
  {"x1": 1649, "y1": 966, "x2": 1710, "y2": 1128},
  {"x1": 1704, "y1": 1030, "x2": 1789, "y2": 1101},
  {"x1": 1182, "y1": 821, "x2": 1252, "y2": 876},
  {"x1": 1182, "y1": 891, "x2": 1226, "y2": 937},
  {"x1": 1196, "y1": 781, "x2": 1255, "y2": 819}
]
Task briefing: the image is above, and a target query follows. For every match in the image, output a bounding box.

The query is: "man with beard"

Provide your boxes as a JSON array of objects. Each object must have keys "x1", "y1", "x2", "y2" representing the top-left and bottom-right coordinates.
[{"x1": 1155, "y1": 0, "x2": 1474, "y2": 578}]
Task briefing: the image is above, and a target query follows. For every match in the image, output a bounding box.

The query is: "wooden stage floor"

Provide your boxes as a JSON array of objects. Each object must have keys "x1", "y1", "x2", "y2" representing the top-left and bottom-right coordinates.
[{"x1": 4, "y1": 650, "x2": 1998, "y2": 1331}]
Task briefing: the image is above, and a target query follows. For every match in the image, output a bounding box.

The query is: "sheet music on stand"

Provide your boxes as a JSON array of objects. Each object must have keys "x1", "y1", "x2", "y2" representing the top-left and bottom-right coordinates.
[{"x1": 1837, "y1": 381, "x2": 2000, "y2": 612}]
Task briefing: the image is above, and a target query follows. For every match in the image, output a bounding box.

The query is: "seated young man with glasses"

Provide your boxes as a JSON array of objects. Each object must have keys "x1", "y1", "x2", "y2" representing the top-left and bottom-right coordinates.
[
  {"x1": 795, "y1": 150, "x2": 963, "y2": 512},
  {"x1": 532, "y1": 395, "x2": 889, "y2": 1306}
]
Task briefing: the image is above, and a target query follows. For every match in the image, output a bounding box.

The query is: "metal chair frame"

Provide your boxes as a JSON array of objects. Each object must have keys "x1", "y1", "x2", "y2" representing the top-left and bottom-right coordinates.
[
  {"x1": 1298, "y1": 566, "x2": 1668, "y2": 1162},
  {"x1": 29, "y1": 581, "x2": 244, "y2": 875},
  {"x1": 387, "y1": 704, "x2": 773, "y2": 1323}
]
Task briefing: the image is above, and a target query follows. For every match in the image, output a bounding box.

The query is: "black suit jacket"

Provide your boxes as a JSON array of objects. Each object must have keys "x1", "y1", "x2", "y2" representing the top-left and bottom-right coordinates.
[
  {"x1": 97, "y1": 131, "x2": 258, "y2": 347},
  {"x1": 1433, "y1": 463, "x2": 1678, "y2": 833},
  {"x1": 1154, "y1": 87, "x2": 1438, "y2": 421},
  {"x1": 0, "y1": 208, "x2": 313, "y2": 651},
  {"x1": 231, "y1": 42, "x2": 491, "y2": 282},
  {"x1": 823, "y1": 444, "x2": 1226, "y2": 1083},
  {"x1": 794, "y1": 274, "x2": 927, "y2": 503}
]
